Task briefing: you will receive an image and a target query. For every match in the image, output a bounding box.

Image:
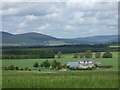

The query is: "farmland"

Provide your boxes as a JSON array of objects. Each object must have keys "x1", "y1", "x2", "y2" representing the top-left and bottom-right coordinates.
[
  {"x1": 2, "y1": 52, "x2": 119, "y2": 88},
  {"x1": 2, "y1": 70, "x2": 118, "y2": 88},
  {"x1": 2, "y1": 52, "x2": 118, "y2": 71}
]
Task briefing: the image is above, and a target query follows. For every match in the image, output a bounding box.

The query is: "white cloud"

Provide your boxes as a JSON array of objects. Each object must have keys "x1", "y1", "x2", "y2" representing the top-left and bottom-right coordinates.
[
  {"x1": 65, "y1": 25, "x2": 75, "y2": 30},
  {"x1": 18, "y1": 22, "x2": 27, "y2": 28},
  {"x1": 66, "y1": 2, "x2": 117, "y2": 11},
  {"x1": 2, "y1": 2, "x2": 118, "y2": 38},
  {"x1": 46, "y1": 13, "x2": 58, "y2": 18},
  {"x1": 2, "y1": 8, "x2": 20, "y2": 16},
  {"x1": 25, "y1": 15, "x2": 37, "y2": 21},
  {"x1": 38, "y1": 24, "x2": 50, "y2": 31}
]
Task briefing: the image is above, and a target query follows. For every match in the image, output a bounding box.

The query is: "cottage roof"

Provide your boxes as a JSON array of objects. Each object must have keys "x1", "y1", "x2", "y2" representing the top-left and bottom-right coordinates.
[{"x1": 67, "y1": 62, "x2": 78, "y2": 67}]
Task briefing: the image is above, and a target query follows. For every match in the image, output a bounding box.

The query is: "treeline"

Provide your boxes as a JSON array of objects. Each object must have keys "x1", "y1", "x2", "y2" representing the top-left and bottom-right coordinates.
[
  {"x1": 2, "y1": 44, "x2": 119, "y2": 54},
  {"x1": 73, "y1": 51, "x2": 113, "y2": 58},
  {"x1": 2, "y1": 44, "x2": 108, "y2": 49},
  {"x1": 2, "y1": 49, "x2": 55, "y2": 59}
]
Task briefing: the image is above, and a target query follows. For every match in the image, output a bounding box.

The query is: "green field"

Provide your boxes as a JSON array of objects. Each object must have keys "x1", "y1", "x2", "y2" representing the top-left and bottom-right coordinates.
[
  {"x1": 2, "y1": 70, "x2": 118, "y2": 88},
  {"x1": 2, "y1": 52, "x2": 118, "y2": 71},
  {"x1": 2, "y1": 52, "x2": 119, "y2": 88}
]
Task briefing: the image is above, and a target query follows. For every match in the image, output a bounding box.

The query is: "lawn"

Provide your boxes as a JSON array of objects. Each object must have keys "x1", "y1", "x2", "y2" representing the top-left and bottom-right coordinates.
[{"x1": 2, "y1": 52, "x2": 118, "y2": 71}]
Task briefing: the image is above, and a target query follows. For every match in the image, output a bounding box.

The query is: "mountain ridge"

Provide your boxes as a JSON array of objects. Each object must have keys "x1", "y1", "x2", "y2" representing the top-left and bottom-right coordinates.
[{"x1": 1, "y1": 31, "x2": 119, "y2": 45}]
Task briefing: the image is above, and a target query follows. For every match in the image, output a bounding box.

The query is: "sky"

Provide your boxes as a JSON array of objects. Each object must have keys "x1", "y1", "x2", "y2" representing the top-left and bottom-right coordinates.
[{"x1": 1, "y1": 2, "x2": 118, "y2": 38}]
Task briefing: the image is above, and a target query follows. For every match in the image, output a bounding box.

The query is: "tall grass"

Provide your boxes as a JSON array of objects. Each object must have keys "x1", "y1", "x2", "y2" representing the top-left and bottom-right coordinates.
[{"x1": 2, "y1": 71, "x2": 118, "y2": 88}]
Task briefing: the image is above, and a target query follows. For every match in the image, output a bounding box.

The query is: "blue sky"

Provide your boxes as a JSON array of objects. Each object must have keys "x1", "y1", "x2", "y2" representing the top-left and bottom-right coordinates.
[{"x1": 1, "y1": 2, "x2": 118, "y2": 38}]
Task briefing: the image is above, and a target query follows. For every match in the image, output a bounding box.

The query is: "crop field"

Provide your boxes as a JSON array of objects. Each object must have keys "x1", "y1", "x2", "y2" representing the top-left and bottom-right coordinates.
[{"x1": 110, "y1": 45, "x2": 120, "y2": 48}]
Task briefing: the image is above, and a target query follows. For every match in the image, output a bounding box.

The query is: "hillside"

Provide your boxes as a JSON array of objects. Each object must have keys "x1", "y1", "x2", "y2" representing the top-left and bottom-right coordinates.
[
  {"x1": 1, "y1": 32, "x2": 59, "y2": 45},
  {"x1": 1, "y1": 31, "x2": 119, "y2": 46},
  {"x1": 74, "y1": 35, "x2": 119, "y2": 44}
]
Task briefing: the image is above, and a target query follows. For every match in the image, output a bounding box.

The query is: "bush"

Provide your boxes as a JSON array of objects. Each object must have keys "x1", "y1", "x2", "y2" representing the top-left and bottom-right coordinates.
[
  {"x1": 41, "y1": 60, "x2": 50, "y2": 68},
  {"x1": 2, "y1": 67, "x2": 8, "y2": 70},
  {"x1": 69, "y1": 66, "x2": 94, "y2": 70},
  {"x1": 73, "y1": 52, "x2": 79, "y2": 58},
  {"x1": 19, "y1": 68, "x2": 24, "y2": 70},
  {"x1": 15, "y1": 66, "x2": 19, "y2": 70},
  {"x1": 57, "y1": 51, "x2": 63, "y2": 58},
  {"x1": 51, "y1": 60, "x2": 61, "y2": 69},
  {"x1": 8, "y1": 65, "x2": 15, "y2": 70},
  {"x1": 98, "y1": 65, "x2": 113, "y2": 68},
  {"x1": 24, "y1": 67, "x2": 29, "y2": 70},
  {"x1": 102, "y1": 52, "x2": 113, "y2": 58},
  {"x1": 34, "y1": 62, "x2": 39, "y2": 68},
  {"x1": 95, "y1": 52, "x2": 101, "y2": 58}
]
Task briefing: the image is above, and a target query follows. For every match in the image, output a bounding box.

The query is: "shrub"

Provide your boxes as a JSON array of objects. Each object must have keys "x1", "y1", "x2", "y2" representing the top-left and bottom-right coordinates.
[
  {"x1": 19, "y1": 68, "x2": 24, "y2": 70},
  {"x1": 98, "y1": 65, "x2": 113, "y2": 68},
  {"x1": 2, "y1": 67, "x2": 8, "y2": 70},
  {"x1": 34, "y1": 62, "x2": 39, "y2": 68},
  {"x1": 57, "y1": 51, "x2": 63, "y2": 58},
  {"x1": 24, "y1": 67, "x2": 29, "y2": 70},
  {"x1": 95, "y1": 52, "x2": 101, "y2": 58},
  {"x1": 79, "y1": 53, "x2": 85, "y2": 58},
  {"x1": 51, "y1": 60, "x2": 61, "y2": 69},
  {"x1": 73, "y1": 52, "x2": 79, "y2": 58},
  {"x1": 102, "y1": 52, "x2": 113, "y2": 58},
  {"x1": 15, "y1": 66, "x2": 19, "y2": 70},
  {"x1": 41, "y1": 60, "x2": 50, "y2": 68},
  {"x1": 8, "y1": 65, "x2": 15, "y2": 70}
]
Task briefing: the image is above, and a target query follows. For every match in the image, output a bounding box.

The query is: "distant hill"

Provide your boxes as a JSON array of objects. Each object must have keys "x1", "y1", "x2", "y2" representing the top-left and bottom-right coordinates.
[
  {"x1": 73, "y1": 35, "x2": 119, "y2": 44},
  {"x1": 1, "y1": 31, "x2": 119, "y2": 46},
  {"x1": 1, "y1": 32, "x2": 59, "y2": 45}
]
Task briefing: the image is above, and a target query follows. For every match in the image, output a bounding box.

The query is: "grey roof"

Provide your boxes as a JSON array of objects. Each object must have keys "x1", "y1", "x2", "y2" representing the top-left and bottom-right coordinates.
[{"x1": 67, "y1": 62, "x2": 78, "y2": 67}]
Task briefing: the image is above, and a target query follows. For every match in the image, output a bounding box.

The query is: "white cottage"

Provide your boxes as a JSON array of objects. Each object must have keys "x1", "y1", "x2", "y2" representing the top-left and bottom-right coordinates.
[{"x1": 67, "y1": 60, "x2": 100, "y2": 68}]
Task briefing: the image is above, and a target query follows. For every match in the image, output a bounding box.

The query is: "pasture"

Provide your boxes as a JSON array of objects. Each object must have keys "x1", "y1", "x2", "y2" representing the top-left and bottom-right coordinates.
[
  {"x1": 2, "y1": 70, "x2": 118, "y2": 88},
  {"x1": 2, "y1": 52, "x2": 119, "y2": 88},
  {"x1": 2, "y1": 52, "x2": 118, "y2": 71}
]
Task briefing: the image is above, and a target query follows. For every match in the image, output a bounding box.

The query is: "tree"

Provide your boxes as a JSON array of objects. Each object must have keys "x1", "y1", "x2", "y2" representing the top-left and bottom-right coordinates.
[
  {"x1": 95, "y1": 52, "x2": 101, "y2": 58},
  {"x1": 15, "y1": 66, "x2": 19, "y2": 70},
  {"x1": 57, "y1": 51, "x2": 63, "y2": 58},
  {"x1": 24, "y1": 67, "x2": 29, "y2": 70},
  {"x1": 73, "y1": 52, "x2": 79, "y2": 58},
  {"x1": 42, "y1": 60, "x2": 50, "y2": 68},
  {"x1": 8, "y1": 65, "x2": 15, "y2": 70},
  {"x1": 102, "y1": 52, "x2": 112, "y2": 58},
  {"x1": 34, "y1": 62, "x2": 39, "y2": 68},
  {"x1": 51, "y1": 60, "x2": 61, "y2": 68},
  {"x1": 40, "y1": 63, "x2": 44, "y2": 67},
  {"x1": 85, "y1": 50, "x2": 92, "y2": 58},
  {"x1": 79, "y1": 53, "x2": 85, "y2": 58}
]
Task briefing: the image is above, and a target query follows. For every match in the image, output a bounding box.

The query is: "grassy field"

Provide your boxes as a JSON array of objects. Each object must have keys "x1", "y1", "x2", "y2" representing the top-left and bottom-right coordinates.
[
  {"x1": 2, "y1": 52, "x2": 118, "y2": 71},
  {"x1": 2, "y1": 52, "x2": 119, "y2": 88},
  {"x1": 2, "y1": 70, "x2": 118, "y2": 88}
]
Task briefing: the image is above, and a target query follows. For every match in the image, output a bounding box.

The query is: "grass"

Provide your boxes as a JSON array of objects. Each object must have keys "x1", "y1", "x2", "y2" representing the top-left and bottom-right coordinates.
[
  {"x1": 2, "y1": 52, "x2": 119, "y2": 88},
  {"x1": 2, "y1": 52, "x2": 118, "y2": 71},
  {"x1": 2, "y1": 70, "x2": 118, "y2": 88}
]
